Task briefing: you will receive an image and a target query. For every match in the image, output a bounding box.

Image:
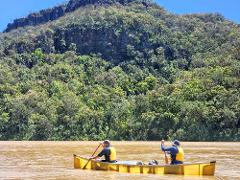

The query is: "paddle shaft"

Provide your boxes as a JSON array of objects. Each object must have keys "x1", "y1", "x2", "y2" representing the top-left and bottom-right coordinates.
[
  {"x1": 83, "y1": 143, "x2": 101, "y2": 169},
  {"x1": 164, "y1": 151, "x2": 169, "y2": 164}
]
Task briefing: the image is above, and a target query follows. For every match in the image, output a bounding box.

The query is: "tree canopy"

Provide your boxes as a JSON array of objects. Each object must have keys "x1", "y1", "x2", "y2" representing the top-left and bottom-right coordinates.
[{"x1": 0, "y1": 0, "x2": 239, "y2": 141}]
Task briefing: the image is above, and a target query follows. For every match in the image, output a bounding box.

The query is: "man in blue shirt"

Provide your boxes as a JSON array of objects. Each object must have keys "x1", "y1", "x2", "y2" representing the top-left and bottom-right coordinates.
[{"x1": 161, "y1": 140, "x2": 184, "y2": 165}]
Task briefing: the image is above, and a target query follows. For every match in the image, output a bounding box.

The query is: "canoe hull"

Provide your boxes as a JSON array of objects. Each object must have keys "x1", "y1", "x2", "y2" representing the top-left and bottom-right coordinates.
[{"x1": 73, "y1": 155, "x2": 216, "y2": 176}]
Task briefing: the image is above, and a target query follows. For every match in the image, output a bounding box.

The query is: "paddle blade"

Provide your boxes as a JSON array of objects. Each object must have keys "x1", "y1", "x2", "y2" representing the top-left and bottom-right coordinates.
[
  {"x1": 165, "y1": 156, "x2": 169, "y2": 164},
  {"x1": 83, "y1": 159, "x2": 91, "y2": 169},
  {"x1": 83, "y1": 143, "x2": 101, "y2": 169},
  {"x1": 164, "y1": 151, "x2": 169, "y2": 164}
]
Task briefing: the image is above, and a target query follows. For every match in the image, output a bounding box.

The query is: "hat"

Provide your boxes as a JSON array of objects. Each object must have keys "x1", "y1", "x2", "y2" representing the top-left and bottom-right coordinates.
[
  {"x1": 103, "y1": 140, "x2": 111, "y2": 147},
  {"x1": 173, "y1": 140, "x2": 180, "y2": 146}
]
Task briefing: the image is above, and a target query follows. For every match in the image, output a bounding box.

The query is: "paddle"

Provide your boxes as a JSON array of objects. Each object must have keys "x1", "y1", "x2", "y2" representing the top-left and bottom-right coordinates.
[
  {"x1": 161, "y1": 140, "x2": 169, "y2": 164},
  {"x1": 163, "y1": 151, "x2": 169, "y2": 164},
  {"x1": 83, "y1": 143, "x2": 102, "y2": 169}
]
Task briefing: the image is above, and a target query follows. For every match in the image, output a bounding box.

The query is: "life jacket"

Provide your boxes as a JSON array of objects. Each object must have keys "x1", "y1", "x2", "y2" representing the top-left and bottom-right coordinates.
[
  {"x1": 109, "y1": 147, "x2": 117, "y2": 161},
  {"x1": 176, "y1": 147, "x2": 184, "y2": 162},
  {"x1": 171, "y1": 146, "x2": 184, "y2": 163}
]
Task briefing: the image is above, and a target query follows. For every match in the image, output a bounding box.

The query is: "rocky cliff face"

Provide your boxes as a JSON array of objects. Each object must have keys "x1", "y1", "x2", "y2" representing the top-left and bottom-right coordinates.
[
  {"x1": 4, "y1": 0, "x2": 139, "y2": 33},
  {"x1": 2, "y1": 0, "x2": 230, "y2": 65},
  {"x1": 4, "y1": 5, "x2": 66, "y2": 33},
  {"x1": 2, "y1": 1, "x2": 166, "y2": 63}
]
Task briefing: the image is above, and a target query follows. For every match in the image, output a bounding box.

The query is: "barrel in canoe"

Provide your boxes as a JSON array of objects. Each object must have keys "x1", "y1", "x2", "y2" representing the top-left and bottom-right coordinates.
[{"x1": 73, "y1": 155, "x2": 216, "y2": 176}]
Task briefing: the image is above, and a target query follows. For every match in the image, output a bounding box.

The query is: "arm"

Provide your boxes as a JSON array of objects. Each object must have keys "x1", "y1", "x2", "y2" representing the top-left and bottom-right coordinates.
[
  {"x1": 162, "y1": 145, "x2": 177, "y2": 153},
  {"x1": 161, "y1": 140, "x2": 178, "y2": 154},
  {"x1": 90, "y1": 155, "x2": 100, "y2": 160},
  {"x1": 90, "y1": 148, "x2": 106, "y2": 160},
  {"x1": 161, "y1": 140, "x2": 167, "y2": 151}
]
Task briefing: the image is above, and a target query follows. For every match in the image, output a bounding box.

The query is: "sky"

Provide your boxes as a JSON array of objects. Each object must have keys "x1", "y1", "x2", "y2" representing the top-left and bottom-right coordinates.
[{"x1": 0, "y1": 0, "x2": 239, "y2": 32}]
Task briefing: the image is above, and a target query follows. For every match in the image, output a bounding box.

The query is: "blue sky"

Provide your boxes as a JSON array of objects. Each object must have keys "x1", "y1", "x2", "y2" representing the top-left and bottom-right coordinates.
[{"x1": 0, "y1": 0, "x2": 239, "y2": 32}]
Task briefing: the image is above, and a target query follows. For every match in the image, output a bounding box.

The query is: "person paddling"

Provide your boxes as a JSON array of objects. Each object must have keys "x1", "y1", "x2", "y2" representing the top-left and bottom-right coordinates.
[
  {"x1": 90, "y1": 140, "x2": 117, "y2": 163},
  {"x1": 161, "y1": 140, "x2": 184, "y2": 165}
]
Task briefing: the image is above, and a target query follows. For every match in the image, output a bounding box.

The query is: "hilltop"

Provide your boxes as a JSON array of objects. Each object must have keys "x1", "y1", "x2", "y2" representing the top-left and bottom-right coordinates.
[
  {"x1": 0, "y1": 0, "x2": 239, "y2": 141},
  {"x1": 4, "y1": 0, "x2": 139, "y2": 33}
]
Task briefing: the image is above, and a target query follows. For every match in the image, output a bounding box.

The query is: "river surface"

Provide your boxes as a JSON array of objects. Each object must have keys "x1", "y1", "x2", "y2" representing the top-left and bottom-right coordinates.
[{"x1": 0, "y1": 141, "x2": 239, "y2": 179}]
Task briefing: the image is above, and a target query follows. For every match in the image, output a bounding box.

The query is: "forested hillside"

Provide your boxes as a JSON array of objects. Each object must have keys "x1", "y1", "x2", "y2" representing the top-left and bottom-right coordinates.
[{"x1": 0, "y1": 0, "x2": 239, "y2": 141}]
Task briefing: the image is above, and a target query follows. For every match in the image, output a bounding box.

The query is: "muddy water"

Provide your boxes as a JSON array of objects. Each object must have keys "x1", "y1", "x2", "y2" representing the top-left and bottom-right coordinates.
[{"x1": 0, "y1": 141, "x2": 239, "y2": 179}]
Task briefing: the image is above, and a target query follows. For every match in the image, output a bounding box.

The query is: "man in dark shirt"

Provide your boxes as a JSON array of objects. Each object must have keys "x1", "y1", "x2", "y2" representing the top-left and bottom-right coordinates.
[{"x1": 90, "y1": 140, "x2": 117, "y2": 163}]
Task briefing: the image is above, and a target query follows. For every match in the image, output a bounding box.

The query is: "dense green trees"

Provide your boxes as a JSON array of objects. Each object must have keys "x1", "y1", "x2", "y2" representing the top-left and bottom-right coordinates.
[
  {"x1": 0, "y1": 0, "x2": 239, "y2": 141},
  {"x1": 0, "y1": 50, "x2": 239, "y2": 141}
]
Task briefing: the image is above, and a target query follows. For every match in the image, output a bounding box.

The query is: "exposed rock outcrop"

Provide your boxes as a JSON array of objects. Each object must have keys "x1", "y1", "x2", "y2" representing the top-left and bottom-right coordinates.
[
  {"x1": 4, "y1": 0, "x2": 140, "y2": 33},
  {"x1": 4, "y1": 5, "x2": 66, "y2": 33}
]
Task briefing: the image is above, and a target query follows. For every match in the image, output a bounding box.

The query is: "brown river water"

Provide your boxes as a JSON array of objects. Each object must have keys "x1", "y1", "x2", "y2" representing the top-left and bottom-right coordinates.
[{"x1": 0, "y1": 141, "x2": 239, "y2": 180}]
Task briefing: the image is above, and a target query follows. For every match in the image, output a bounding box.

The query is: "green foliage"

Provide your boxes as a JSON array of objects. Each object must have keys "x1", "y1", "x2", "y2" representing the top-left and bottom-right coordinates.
[{"x1": 0, "y1": 0, "x2": 239, "y2": 141}]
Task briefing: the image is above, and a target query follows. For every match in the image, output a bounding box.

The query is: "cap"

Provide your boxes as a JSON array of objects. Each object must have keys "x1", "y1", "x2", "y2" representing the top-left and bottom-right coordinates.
[
  {"x1": 103, "y1": 140, "x2": 111, "y2": 147},
  {"x1": 173, "y1": 140, "x2": 180, "y2": 146}
]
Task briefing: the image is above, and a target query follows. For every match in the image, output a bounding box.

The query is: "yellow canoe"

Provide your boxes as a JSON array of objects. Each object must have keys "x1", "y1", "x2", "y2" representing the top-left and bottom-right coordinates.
[{"x1": 73, "y1": 155, "x2": 216, "y2": 176}]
